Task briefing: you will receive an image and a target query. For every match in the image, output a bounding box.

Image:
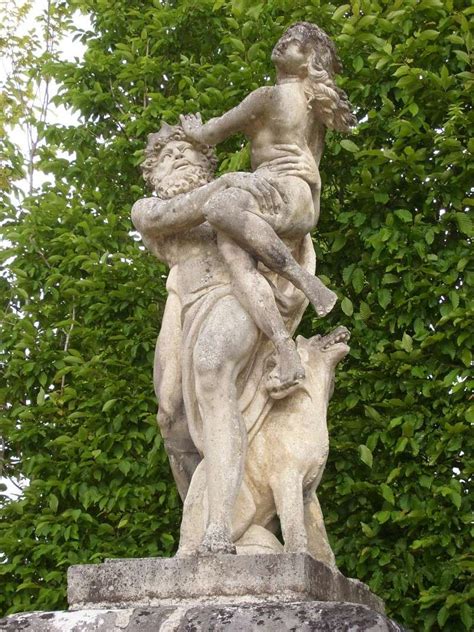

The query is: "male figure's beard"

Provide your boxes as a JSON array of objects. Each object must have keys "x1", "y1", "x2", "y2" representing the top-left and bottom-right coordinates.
[{"x1": 154, "y1": 168, "x2": 211, "y2": 199}]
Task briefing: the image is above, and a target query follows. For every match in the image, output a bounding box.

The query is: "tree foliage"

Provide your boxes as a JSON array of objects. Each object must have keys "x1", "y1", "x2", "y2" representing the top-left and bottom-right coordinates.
[{"x1": 1, "y1": 0, "x2": 472, "y2": 629}]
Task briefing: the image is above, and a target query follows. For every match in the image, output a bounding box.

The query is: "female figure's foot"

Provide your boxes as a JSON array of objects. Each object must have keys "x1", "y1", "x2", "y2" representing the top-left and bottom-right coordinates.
[
  {"x1": 266, "y1": 337, "x2": 305, "y2": 400},
  {"x1": 304, "y1": 274, "x2": 337, "y2": 317}
]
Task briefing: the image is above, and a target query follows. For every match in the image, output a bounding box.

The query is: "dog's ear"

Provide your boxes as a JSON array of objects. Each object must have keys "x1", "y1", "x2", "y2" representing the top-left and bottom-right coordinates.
[
  {"x1": 309, "y1": 334, "x2": 322, "y2": 345},
  {"x1": 296, "y1": 334, "x2": 309, "y2": 349},
  {"x1": 295, "y1": 336, "x2": 310, "y2": 363}
]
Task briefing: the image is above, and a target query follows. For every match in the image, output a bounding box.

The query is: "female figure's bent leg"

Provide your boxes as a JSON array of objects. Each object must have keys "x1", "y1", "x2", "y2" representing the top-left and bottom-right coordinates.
[
  {"x1": 204, "y1": 187, "x2": 337, "y2": 317},
  {"x1": 193, "y1": 295, "x2": 258, "y2": 554},
  {"x1": 217, "y1": 233, "x2": 305, "y2": 393}
]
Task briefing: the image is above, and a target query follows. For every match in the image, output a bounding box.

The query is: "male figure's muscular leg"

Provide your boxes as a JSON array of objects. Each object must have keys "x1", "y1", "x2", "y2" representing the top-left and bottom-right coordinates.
[
  {"x1": 193, "y1": 296, "x2": 258, "y2": 553},
  {"x1": 155, "y1": 291, "x2": 200, "y2": 501}
]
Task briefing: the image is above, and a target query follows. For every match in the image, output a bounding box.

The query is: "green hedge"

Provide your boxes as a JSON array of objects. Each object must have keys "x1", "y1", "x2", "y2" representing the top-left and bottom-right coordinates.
[{"x1": 1, "y1": 1, "x2": 472, "y2": 629}]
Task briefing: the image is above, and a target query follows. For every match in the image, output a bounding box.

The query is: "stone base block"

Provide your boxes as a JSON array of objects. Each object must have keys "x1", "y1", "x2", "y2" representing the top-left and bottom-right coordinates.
[
  {"x1": 67, "y1": 554, "x2": 384, "y2": 613},
  {"x1": 0, "y1": 601, "x2": 406, "y2": 631},
  {"x1": 1, "y1": 555, "x2": 404, "y2": 631}
]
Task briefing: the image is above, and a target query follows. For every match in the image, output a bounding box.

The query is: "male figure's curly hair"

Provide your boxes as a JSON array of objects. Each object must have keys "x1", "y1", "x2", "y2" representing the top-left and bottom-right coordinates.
[
  {"x1": 141, "y1": 122, "x2": 217, "y2": 190},
  {"x1": 279, "y1": 22, "x2": 356, "y2": 132}
]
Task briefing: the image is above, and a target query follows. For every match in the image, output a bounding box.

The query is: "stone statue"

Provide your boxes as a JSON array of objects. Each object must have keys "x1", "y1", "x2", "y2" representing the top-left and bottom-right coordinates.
[
  {"x1": 132, "y1": 21, "x2": 355, "y2": 558},
  {"x1": 132, "y1": 125, "x2": 316, "y2": 502},
  {"x1": 0, "y1": 23, "x2": 402, "y2": 631}
]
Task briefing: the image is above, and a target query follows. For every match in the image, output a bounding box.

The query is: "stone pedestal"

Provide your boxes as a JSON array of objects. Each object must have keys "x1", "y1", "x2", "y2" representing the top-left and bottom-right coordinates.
[
  {"x1": 0, "y1": 555, "x2": 406, "y2": 631},
  {"x1": 67, "y1": 554, "x2": 384, "y2": 611}
]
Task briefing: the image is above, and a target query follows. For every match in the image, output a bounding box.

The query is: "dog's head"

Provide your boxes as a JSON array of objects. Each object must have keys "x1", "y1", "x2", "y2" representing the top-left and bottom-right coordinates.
[
  {"x1": 265, "y1": 327, "x2": 350, "y2": 401},
  {"x1": 296, "y1": 326, "x2": 350, "y2": 370}
]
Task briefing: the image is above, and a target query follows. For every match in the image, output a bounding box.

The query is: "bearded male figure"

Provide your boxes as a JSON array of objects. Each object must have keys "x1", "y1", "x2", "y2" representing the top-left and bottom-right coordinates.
[{"x1": 132, "y1": 123, "x2": 317, "y2": 552}]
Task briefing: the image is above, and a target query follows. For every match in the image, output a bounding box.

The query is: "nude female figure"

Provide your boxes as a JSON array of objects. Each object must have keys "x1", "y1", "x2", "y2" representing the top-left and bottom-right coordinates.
[{"x1": 181, "y1": 22, "x2": 355, "y2": 397}]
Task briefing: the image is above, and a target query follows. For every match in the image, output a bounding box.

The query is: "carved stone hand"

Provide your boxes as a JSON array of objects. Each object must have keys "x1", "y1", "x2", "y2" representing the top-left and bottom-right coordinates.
[
  {"x1": 179, "y1": 112, "x2": 204, "y2": 143},
  {"x1": 266, "y1": 144, "x2": 320, "y2": 186},
  {"x1": 220, "y1": 171, "x2": 283, "y2": 215}
]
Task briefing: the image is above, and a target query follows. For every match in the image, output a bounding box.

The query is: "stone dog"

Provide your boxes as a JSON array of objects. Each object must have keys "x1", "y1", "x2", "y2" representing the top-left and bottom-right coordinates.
[{"x1": 179, "y1": 326, "x2": 350, "y2": 565}]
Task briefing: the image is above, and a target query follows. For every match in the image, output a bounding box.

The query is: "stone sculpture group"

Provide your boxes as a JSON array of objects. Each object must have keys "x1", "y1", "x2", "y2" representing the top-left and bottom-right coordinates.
[
  {"x1": 132, "y1": 21, "x2": 355, "y2": 562},
  {"x1": 1, "y1": 21, "x2": 409, "y2": 631}
]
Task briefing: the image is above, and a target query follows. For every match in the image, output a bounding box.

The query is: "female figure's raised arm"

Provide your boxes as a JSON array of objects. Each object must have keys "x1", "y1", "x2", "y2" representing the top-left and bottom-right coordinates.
[{"x1": 180, "y1": 87, "x2": 269, "y2": 146}]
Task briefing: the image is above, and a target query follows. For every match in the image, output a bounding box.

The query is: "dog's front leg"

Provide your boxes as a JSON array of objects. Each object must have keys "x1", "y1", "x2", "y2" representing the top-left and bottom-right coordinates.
[{"x1": 271, "y1": 470, "x2": 307, "y2": 554}]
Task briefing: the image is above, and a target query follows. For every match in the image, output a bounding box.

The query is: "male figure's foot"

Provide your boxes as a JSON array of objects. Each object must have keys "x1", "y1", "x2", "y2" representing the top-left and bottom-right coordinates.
[
  {"x1": 266, "y1": 337, "x2": 305, "y2": 400},
  {"x1": 198, "y1": 524, "x2": 236, "y2": 555},
  {"x1": 305, "y1": 274, "x2": 337, "y2": 317}
]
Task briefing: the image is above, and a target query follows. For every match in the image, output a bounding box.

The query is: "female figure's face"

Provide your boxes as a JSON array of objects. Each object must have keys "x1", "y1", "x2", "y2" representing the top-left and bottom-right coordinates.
[{"x1": 271, "y1": 32, "x2": 310, "y2": 77}]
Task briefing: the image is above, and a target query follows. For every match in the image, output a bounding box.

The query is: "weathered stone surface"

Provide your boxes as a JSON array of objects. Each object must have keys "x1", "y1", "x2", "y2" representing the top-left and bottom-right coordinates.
[
  {"x1": 0, "y1": 608, "x2": 175, "y2": 632},
  {"x1": 131, "y1": 22, "x2": 358, "y2": 560},
  {"x1": 180, "y1": 602, "x2": 406, "y2": 632},
  {"x1": 0, "y1": 602, "x2": 406, "y2": 632},
  {"x1": 67, "y1": 554, "x2": 384, "y2": 614}
]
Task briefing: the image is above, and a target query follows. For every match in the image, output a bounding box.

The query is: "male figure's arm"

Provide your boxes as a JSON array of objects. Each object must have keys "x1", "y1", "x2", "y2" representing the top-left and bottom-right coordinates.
[
  {"x1": 132, "y1": 170, "x2": 280, "y2": 242},
  {"x1": 131, "y1": 179, "x2": 226, "y2": 239}
]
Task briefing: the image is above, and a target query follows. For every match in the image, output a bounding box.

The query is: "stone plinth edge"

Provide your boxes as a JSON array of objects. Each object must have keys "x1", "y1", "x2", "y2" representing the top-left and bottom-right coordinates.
[
  {"x1": 67, "y1": 554, "x2": 384, "y2": 613},
  {"x1": 0, "y1": 601, "x2": 407, "y2": 632}
]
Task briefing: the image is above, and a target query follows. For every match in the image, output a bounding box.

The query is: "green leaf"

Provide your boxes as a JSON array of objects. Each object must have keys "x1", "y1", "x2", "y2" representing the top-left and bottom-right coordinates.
[
  {"x1": 341, "y1": 297, "x2": 354, "y2": 316},
  {"x1": 448, "y1": 490, "x2": 462, "y2": 509},
  {"x1": 359, "y1": 444, "x2": 373, "y2": 468},
  {"x1": 380, "y1": 484, "x2": 395, "y2": 505},
  {"x1": 340, "y1": 139, "x2": 359, "y2": 153},
  {"x1": 375, "y1": 511, "x2": 391, "y2": 524},
  {"x1": 361, "y1": 522, "x2": 375, "y2": 537},
  {"x1": 437, "y1": 606, "x2": 449, "y2": 628},
  {"x1": 419, "y1": 29, "x2": 439, "y2": 41},
  {"x1": 395, "y1": 209, "x2": 412, "y2": 223},
  {"x1": 352, "y1": 268, "x2": 365, "y2": 294},
  {"x1": 460, "y1": 603, "x2": 472, "y2": 630},
  {"x1": 401, "y1": 333, "x2": 413, "y2": 353},
  {"x1": 37, "y1": 388, "x2": 45, "y2": 406},
  {"x1": 353, "y1": 56, "x2": 363, "y2": 72},
  {"x1": 455, "y1": 212, "x2": 472, "y2": 236},
  {"x1": 228, "y1": 37, "x2": 245, "y2": 53},
  {"x1": 359, "y1": 301, "x2": 371, "y2": 320},
  {"x1": 118, "y1": 461, "x2": 131, "y2": 476},
  {"x1": 102, "y1": 399, "x2": 118, "y2": 412},
  {"x1": 460, "y1": 349, "x2": 471, "y2": 367},
  {"x1": 377, "y1": 289, "x2": 391, "y2": 309},
  {"x1": 247, "y1": 43, "x2": 261, "y2": 62},
  {"x1": 49, "y1": 494, "x2": 58, "y2": 513},
  {"x1": 364, "y1": 405, "x2": 381, "y2": 421},
  {"x1": 332, "y1": 4, "x2": 350, "y2": 21},
  {"x1": 331, "y1": 234, "x2": 346, "y2": 253}
]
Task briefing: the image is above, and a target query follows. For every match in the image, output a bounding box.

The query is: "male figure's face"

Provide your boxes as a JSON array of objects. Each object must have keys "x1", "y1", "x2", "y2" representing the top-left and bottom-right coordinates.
[{"x1": 152, "y1": 140, "x2": 212, "y2": 198}]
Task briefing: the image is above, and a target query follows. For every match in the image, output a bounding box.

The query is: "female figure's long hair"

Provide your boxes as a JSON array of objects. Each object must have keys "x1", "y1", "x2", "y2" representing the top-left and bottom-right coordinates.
[{"x1": 279, "y1": 22, "x2": 356, "y2": 132}]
